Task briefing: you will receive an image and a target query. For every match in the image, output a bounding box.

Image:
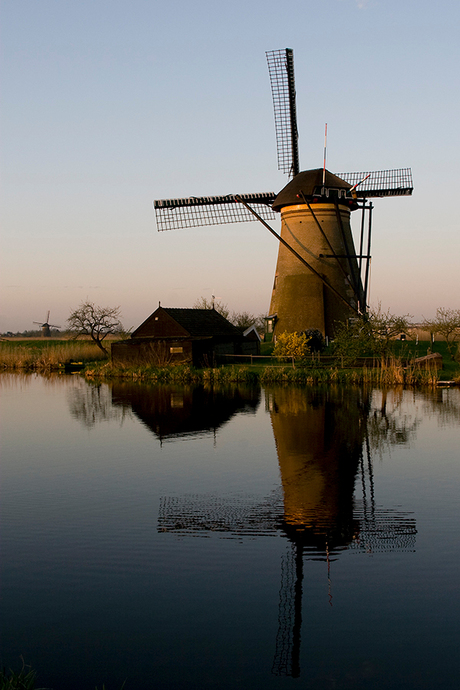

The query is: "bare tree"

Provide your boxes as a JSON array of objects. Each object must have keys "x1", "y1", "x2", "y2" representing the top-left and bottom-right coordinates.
[
  {"x1": 366, "y1": 303, "x2": 413, "y2": 356},
  {"x1": 193, "y1": 297, "x2": 230, "y2": 320},
  {"x1": 67, "y1": 301, "x2": 123, "y2": 355},
  {"x1": 193, "y1": 297, "x2": 266, "y2": 332},
  {"x1": 423, "y1": 308, "x2": 460, "y2": 359},
  {"x1": 230, "y1": 310, "x2": 257, "y2": 330},
  {"x1": 332, "y1": 304, "x2": 412, "y2": 363}
]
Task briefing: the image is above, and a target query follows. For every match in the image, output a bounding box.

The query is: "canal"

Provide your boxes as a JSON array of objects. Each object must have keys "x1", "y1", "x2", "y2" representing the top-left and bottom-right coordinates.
[{"x1": 1, "y1": 374, "x2": 459, "y2": 689}]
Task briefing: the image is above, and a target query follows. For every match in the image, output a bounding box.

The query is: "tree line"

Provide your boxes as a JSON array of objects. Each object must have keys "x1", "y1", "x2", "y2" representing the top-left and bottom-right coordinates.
[
  {"x1": 271, "y1": 305, "x2": 460, "y2": 362},
  {"x1": 6, "y1": 301, "x2": 459, "y2": 362}
]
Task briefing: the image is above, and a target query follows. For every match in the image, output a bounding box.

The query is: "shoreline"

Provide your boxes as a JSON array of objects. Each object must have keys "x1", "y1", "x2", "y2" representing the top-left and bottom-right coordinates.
[{"x1": 1, "y1": 339, "x2": 458, "y2": 387}]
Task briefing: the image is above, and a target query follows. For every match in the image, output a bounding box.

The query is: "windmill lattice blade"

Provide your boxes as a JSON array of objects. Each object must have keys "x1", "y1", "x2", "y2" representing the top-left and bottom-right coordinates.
[
  {"x1": 154, "y1": 193, "x2": 276, "y2": 231},
  {"x1": 336, "y1": 168, "x2": 413, "y2": 197},
  {"x1": 266, "y1": 49, "x2": 299, "y2": 177}
]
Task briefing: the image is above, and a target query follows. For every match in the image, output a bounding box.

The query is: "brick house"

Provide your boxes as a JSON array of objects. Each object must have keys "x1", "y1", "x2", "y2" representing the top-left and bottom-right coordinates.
[{"x1": 111, "y1": 306, "x2": 259, "y2": 367}]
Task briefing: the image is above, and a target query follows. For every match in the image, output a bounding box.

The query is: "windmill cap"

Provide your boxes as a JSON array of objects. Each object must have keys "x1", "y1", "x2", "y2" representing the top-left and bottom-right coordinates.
[{"x1": 272, "y1": 168, "x2": 353, "y2": 211}]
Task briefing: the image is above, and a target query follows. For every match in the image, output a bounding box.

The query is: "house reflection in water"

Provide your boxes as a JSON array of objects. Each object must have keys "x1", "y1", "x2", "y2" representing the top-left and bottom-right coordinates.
[{"x1": 111, "y1": 382, "x2": 260, "y2": 442}]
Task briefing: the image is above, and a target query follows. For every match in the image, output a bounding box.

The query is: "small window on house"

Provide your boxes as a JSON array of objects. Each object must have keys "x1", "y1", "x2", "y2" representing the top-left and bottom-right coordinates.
[{"x1": 170, "y1": 346, "x2": 183, "y2": 354}]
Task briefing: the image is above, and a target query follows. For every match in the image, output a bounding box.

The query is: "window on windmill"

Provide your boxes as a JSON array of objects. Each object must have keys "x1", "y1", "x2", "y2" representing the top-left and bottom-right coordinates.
[{"x1": 170, "y1": 346, "x2": 183, "y2": 354}]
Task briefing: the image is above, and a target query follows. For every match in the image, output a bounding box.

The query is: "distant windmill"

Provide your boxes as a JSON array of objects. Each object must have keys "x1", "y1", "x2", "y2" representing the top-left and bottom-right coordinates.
[
  {"x1": 33, "y1": 311, "x2": 60, "y2": 337},
  {"x1": 154, "y1": 49, "x2": 413, "y2": 337}
]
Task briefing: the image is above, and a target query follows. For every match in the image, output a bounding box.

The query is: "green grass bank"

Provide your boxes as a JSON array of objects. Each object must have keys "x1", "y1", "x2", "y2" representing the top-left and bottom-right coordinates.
[
  {"x1": 1, "y1": 338, "x2": 458, "y2": 386},
  {"x1": 81, "y1": 360, "x2": 445, "y2": 387}
]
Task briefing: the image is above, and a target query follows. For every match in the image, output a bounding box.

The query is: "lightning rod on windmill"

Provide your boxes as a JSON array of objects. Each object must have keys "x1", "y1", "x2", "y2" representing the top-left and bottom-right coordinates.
[{"x1": 322, "y1": 123, "x2": 327, "y2": 187}]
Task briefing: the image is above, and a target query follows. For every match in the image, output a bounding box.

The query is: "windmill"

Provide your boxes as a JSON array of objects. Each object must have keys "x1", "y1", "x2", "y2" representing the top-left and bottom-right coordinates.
[
  {"x1": 154, "y1": 49, "x2": 413, "y2": 338},
  {"x1": 33, "y1": 310, "x2": 60, "y2": 337}
]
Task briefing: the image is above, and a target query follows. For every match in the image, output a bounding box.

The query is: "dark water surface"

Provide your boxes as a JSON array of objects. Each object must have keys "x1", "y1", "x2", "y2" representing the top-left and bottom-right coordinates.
[{"x1": 1, "y1": 374, "x2": 459, "y2": 689}]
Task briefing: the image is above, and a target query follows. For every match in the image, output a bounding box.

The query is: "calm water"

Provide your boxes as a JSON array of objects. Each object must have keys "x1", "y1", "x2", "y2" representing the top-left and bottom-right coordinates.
[{"x1": 1, "y1": 374, "x2": 459, "y2": 689}]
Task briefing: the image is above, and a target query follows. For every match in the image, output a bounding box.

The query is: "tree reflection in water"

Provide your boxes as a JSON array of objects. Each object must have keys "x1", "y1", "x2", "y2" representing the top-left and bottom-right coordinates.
[{"x1": 67, "y1": 379, "x2": 132, "y2": 428}]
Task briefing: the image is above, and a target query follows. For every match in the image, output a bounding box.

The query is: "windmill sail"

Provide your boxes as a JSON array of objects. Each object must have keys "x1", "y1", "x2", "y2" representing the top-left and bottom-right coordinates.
[
  {"x1": 154, "y1": 193, "x2": 276, "y2": 231},
  {"x1": 336, "y1": 168, "x2": 413, "y2": 197},
  {"x1": 266, "y1": 48, "x2": 299, "y2": 177},
  {"x1": 153, "y1": 167, "x2": 413, "y2": 232}
]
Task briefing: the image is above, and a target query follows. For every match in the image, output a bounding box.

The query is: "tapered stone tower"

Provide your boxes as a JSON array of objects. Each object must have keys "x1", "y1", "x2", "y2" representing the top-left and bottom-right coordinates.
[{"x1": 269, "y1": 169, "x2": 363, "y2": 338}]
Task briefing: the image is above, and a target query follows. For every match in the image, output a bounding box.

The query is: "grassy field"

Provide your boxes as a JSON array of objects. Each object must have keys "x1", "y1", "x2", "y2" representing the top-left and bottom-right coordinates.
[{"x1": 0, "y1": 339, "x2": 107, "y2": 371}]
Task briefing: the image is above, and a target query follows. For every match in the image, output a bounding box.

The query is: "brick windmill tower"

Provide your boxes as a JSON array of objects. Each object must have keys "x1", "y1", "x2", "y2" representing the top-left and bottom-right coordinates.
[{"x1": 154, "y1": 49, "x2": 413, "y2": 338}]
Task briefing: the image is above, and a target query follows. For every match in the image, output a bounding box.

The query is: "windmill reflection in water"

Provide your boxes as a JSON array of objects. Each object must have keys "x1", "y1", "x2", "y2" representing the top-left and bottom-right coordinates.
[{"x1": 109, "y1": 384, "x2": 417, "y2": 679}]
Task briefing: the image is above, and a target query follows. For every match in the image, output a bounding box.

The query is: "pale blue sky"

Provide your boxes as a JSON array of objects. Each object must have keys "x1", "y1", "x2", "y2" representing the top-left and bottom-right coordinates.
[{"x1": 1, "y1": 0, "x2": 459, "y2": 331}]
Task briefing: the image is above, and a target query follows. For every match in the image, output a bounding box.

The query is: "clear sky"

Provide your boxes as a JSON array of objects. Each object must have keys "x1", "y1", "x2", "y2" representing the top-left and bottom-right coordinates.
[{"x1": 1, "y1": 0, "x2": 459, "y2": 332}]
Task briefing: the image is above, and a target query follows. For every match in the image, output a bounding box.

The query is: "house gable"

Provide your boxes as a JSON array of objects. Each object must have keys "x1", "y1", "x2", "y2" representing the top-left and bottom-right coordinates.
[
  {"x1": 164, "y1": 308, "x2": 243, "y2": 338},
  {"x1": 243, "y1": 325, "x2": 261, "y2": 342},
  {"x1": 132, "y1": 307, "x2": 190, "y2": 339},
  {"x1": 132, "y1": 307, "x2": 243, "y2": 340}
]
